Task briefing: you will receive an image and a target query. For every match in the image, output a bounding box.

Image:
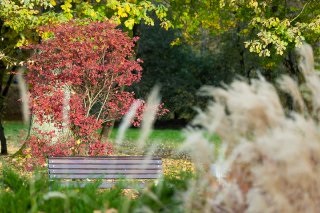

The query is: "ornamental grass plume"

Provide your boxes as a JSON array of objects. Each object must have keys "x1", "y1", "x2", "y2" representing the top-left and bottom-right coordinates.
[{"x1": 181, "y1": 43, "x2": 320, "y2": 212}]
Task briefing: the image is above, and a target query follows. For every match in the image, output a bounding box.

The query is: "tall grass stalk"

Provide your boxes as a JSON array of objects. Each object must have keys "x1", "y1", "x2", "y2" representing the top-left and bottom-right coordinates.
[
  {"x1": 16, "y1": 68, "x2": 30, "y2": 125},
  {"x1": 137, "y1": 86, "x2": 161, "y2": 150},
  {"x1": 115, "y1": 100, "x2": 141, "y2": 145}
]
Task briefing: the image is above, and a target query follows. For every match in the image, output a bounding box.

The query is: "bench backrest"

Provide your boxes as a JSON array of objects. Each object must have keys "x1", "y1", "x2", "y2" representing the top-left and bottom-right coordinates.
[{"x1": 48, "y1": 156, "x2": 162, "y2": 180}]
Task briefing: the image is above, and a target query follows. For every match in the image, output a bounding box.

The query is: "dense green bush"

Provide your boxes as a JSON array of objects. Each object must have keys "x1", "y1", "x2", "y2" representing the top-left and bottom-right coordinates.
[
  {"x1": 133, "y1": 21, "x2": 277, "y2": 122},
  {"x1": 132, "y1": 22, "x2": 237, "y2": 121}
]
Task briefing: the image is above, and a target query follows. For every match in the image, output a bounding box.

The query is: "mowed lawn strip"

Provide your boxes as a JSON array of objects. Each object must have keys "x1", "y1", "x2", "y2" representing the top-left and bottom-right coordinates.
[{"x1": 109, "y1": 128, "x2": 185, "y2": 145}]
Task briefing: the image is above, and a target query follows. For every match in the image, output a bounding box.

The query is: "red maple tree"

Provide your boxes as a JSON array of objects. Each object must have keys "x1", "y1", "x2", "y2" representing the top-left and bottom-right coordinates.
[{"x1": 23, "y1": 20, "x2": 168, "y2": 168}]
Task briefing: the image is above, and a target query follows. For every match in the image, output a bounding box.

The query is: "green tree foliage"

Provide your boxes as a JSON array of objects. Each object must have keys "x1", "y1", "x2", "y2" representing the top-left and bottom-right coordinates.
[
  {"x1": 0, "y1": 0, "x2": 171, "y2": 66},
  {"x1": 167, "y1": 0, "x2": 320, "y2": 74},
  {"x1": 168, "y1": 0, "x2": 320, "y2": 57},
  {"x1": 134, "y1": 0, "x2": 320, "y2": 121}
]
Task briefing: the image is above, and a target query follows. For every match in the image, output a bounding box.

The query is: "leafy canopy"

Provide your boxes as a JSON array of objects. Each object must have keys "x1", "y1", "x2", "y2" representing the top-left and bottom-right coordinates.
[
  {"x1": 0, "y1": 0, "x2": 172, "y2": 66},
  {"x1": 168, "y1": 0, "x2": 320, "y2": 57}
]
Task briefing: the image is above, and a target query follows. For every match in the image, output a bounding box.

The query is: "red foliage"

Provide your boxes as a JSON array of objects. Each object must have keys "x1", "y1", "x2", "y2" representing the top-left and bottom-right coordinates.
[{"x1": 23, "y1": 20, "x2": 168, "y2": 168}]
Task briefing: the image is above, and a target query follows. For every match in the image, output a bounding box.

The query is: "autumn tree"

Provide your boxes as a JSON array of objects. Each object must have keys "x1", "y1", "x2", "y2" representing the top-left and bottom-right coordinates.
[
  {"x1": 23, "y1": 20, "x2": 168, "y2": 167},
  {"x1": 0, "y1": 0, "x2": 171, "y2": 154}
]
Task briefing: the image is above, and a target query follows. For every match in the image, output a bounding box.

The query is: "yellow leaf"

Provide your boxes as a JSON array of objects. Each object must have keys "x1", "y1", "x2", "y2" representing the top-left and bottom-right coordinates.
[
  {"x1": 124, "y1": 4, "x2": 131, "y2": 13},
  {"x1": 117, "y1": 7, "x2": 128, "y2": 18},
  {"x1": 50, "y1": 0, "x2": 56, "y2": 6},
  {"x1": 61, "y1": 2, "x2": 72, "y2": 13},
  {"x1": 124, "y1": 18, "x2": 135, "y2": 29},
  {"x1": 89, "y1": 10, "x2": 97, "y2": 18},
  {"x1": 15, "y1": 37, "x2": 26, "y2": 47}
]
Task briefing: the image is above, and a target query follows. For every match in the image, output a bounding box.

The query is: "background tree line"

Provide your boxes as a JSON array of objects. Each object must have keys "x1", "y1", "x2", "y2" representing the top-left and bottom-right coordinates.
[{"x1": 133, "y1": 0, "x2": 320, "y2": 124}]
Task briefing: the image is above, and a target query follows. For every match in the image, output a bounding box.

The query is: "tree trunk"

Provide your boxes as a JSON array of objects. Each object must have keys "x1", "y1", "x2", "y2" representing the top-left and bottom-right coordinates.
[
  {"x1": 0, "y1": 61, "x2": 6, "y2": 154},
  {"x1": 132, "y1": 23, "x2": 141, "y2": 57},
  {"x1": 0, "y1": 66, "x2": 16, "y2": 155},
  {"x1": 284, "y1": 50, "x2": 299, "y2": 78},
  {"x1": 236, "y1": 25, "x2": 247, "y2": 78},
  {"x1": 0, "y1": 120, "x2": 7, "y2": 155},
  {"x1": 99, "y1": 120, "x2": 115, "y2": 142}
]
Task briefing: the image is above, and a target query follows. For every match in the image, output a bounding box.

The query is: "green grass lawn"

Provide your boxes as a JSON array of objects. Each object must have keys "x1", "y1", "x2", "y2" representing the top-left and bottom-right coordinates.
[
  {"x1": 108, "y1": 127, "x2": 187, "y2": 158},
  {"x1": 2, "y1": 121, "x2": 186, "y2": 157},
  {"x1": 3, "y1": 121, "x2": 28, "y2": 136},
  {"x1": 2, "y1": 121, "x2": 28, "y2": 151},
  {"x1": 2, "y1": 121, "x2": 221, "y2": 160},
  {"x1": 109, "y1": 128, "x2": 185, "y2": 144},
  {"x1": 3, "y1": 121, "x2": 184, "y2": 145},
  {"x1": 2, "y1": 121, "x2": 223, "y2": 160}
]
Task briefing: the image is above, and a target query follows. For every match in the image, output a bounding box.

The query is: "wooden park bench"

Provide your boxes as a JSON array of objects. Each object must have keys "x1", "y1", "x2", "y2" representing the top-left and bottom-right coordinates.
[{"x1": 48, "y1": 156, "x2": 163, "y2": 188}]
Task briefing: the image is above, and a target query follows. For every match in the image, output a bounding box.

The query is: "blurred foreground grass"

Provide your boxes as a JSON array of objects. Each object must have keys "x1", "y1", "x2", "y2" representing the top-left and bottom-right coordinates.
[{"x1": 0, "y1": 165, "x2": 193, "y2": 213}]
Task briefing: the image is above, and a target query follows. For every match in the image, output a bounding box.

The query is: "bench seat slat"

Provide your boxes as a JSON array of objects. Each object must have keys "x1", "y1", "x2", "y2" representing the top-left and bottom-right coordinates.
[
  {"x1": 50, "y1": 174, "x2": 160, "y2": 179},
  {"x1": 59, "y1": 181, "x2": 147, "y2": 189},
  {"x1": 48, "y1": 159, "x2": 161, "y2": 164},
  {"x1": 49, "y1": 156, "x2": 160, "y2": 160},
  {"x1": 49, "y1": 169, "x2": 161, "y2": 174},
  {"x1": 49, "y1": 164, "x2": 162, "y2": 169}
]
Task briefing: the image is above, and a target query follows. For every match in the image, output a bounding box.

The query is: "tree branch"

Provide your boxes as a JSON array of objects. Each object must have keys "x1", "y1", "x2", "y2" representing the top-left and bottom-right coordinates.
[
  {"x1": 291, "y1": 0, "x2": 312, "y2": 23},
  {"x1": 2, "y1": 69, "x2": 15, "y2": 97},
  {"x1": 96, "y1": 75, "x2": 114, "y2": 121}
]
